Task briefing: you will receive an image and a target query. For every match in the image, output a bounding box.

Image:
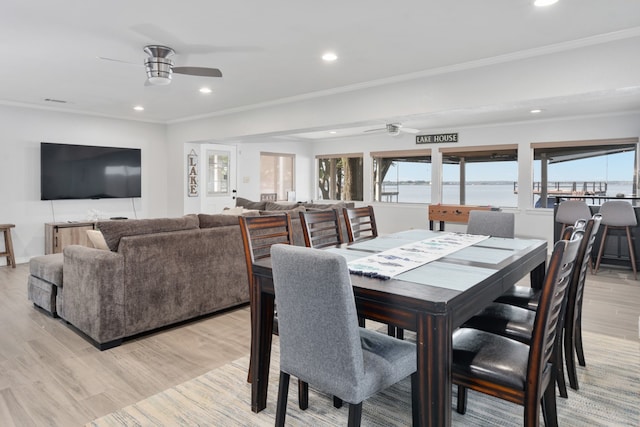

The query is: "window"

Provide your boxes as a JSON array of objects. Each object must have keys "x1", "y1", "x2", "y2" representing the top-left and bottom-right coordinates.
[
  {"x1": 317, "y1": 154, "x2": 363, "y2": 201},
  {"x1": 371, "y1": 150, "x2": 431, "y2": 203},
  {"x1": 441, "y1": 146, "x2": 518, "y2": 207},
  {"x1": 532, "y1": 138, "x2": 638, "y2": 208},
  {"x1": 206, "y1": 150, "x2": 230, "y2": 196},
  {"x1": 260, "y1": 153, "x2": 295, "y2": 201}
]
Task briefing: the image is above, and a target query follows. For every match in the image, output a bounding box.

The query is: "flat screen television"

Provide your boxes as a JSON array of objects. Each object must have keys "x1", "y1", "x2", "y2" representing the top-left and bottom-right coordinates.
[{"x1": 41, "y1": 142, "x2": 141, "y2": 200}]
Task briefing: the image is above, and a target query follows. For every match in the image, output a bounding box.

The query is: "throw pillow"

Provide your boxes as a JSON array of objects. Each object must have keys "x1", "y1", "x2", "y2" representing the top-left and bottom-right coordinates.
[{"x1": 86, "y1": 229, "x2": 109, "y2": 250}]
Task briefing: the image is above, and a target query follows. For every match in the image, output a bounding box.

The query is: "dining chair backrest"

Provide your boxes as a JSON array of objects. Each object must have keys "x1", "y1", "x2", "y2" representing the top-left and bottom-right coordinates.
[
  {"x1": 466, "y1": 210, "x2": 514, "y2": 238},
  {"x1": 528, "y1": 229, "x2": 582, "y2": 403},
  {"x1": 238, "y1": 213, "x2": 294, "y2": 283},
  {"x1": 299, "y1": 209, "x2": 343, "y2": 249},
  {"x1": 343, "y1": 206, "x2": 378, "y2": 243}
]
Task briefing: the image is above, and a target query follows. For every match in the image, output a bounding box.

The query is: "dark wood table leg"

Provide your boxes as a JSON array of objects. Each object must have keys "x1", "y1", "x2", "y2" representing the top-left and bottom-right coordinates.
[
  {"x1": 251, "y1": 276, "x2": 275, "y2": 413},
  {"x1": 530, "y1": 260, "x2": 546, "y2": 291},
  {"x1": 416, "y1": 311, "x2": 452, "y2": 427}
]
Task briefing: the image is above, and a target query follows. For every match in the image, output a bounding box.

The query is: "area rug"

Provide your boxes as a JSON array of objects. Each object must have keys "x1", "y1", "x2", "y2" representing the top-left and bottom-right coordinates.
[{"x1": 88, "y1": 331, "x2": 639, "y2": 426}]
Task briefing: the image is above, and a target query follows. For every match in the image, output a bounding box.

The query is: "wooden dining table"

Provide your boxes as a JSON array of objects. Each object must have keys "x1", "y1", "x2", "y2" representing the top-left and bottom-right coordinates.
[{"x1": 249, "y1": 229, "x2": 547, "y2": 426}]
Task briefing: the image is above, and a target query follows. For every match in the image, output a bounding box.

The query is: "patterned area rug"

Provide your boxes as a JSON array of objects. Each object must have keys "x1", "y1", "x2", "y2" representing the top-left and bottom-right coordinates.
[{"x1": 88, "y1": 331, "x2": 639, "y2": 426}]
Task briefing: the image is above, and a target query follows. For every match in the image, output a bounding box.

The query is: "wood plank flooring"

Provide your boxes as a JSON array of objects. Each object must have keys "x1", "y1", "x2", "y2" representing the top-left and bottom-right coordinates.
[{"x1": 0, "y1": 261, "x2": 637, "y2": 426}]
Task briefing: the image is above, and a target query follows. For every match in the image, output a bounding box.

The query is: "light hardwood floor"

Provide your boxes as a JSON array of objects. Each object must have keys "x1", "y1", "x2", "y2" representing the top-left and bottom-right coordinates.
[{"x1": 0, "y1": 261, "x2": 638, "y2": 426}]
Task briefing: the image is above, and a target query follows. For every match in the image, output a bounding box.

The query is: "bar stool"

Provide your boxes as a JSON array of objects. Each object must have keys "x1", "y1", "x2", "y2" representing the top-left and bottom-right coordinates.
[
  {"x1": 0, "y1": 224, "x2": 16, "y2": 268},
  {"x1": 556, "y1": 200, "x2": 591, "y2": 237},
  {"x1": 595, "y1": 201, "x2": 637, "y2": 279}
]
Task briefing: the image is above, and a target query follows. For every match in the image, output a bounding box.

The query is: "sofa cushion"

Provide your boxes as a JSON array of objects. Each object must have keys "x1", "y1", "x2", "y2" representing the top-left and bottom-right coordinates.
[
  {"x1": 97, "y1": 215, "x2": 200, "y2": 251},
  {"x1": 29, "y1": 253, "x2": 64, "y2": 287},
  {"x1": 198, "y1": 211, "x2": 258, "y2": 228},
  {"x1": 264, "y1": 201, "x2": 300, "y2": 211},
  {"x1": 235, "y1": 197, "x2": 267, "y2": 210},
  {"x1": 259, "y1": 205, "x2": 306, "y2": 217}
]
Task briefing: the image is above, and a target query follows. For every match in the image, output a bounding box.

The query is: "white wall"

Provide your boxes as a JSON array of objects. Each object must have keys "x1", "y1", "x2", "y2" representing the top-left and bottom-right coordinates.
[{"x1": 0, "y1": 105, "x2": 167, "y2": 264}]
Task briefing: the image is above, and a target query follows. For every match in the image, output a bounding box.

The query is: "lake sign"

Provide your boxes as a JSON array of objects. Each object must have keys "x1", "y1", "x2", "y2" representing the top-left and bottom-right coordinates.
[{"x1": 416, "y1": 133, "x2": 458, "y2": 144}]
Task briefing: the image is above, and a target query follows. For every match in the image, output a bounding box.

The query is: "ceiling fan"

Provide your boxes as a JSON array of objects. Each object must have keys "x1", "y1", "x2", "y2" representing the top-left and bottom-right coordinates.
[
  {"x1": 100, "y1": 45, "x2": 223, "y2": 86},
  {"x1": 364, "y1": 123, "x2": 421, "y2": 136},
  {"x1": 143, "y1": 45, "x2": 222, "y2": 86}
]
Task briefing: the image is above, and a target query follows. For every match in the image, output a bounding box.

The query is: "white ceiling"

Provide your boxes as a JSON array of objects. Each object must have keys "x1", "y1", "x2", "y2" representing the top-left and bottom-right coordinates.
[{"x1": 2, "y1": 0, "x2": 640, "y2": 137}]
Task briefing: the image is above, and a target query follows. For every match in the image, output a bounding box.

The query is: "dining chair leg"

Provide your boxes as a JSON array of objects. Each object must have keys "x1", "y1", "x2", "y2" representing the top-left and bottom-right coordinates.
[
  {"x1": 387, "y1": 324, "x2": 396, "y2": 337},
  {"x1": 456, "y1": 385, "x2": 467, "y2": 414},
  {"x1": 564, "y1": 318, "x2": 580, "y2": 390},
  {"x1": 625, "y1": 226, "x2": 637, "y2": 279},
  {"x1": 594, "y1": 225, "x2": 609, "y2": 274},
  {"x1": 347, "y1": 402, "x2": 363, "y2": 427},
  {"x1": 554, "y1": 341, "x2": 568, "y2": 398},
  {"x1": 333, "y1": 396, "x2": 343, "y2": 408},
  {"x1": 276, "y1": 371, "x2": 290, "y2": 427},
  {"x1": 298, "y1": 380, "x2": 309, "y2": 410},
  {"x1": 541, "y1": 377, "x2": 559, "y2": 427},
  {"x1": 575, "y1": 313, "x2": 586, "y2": 367}
]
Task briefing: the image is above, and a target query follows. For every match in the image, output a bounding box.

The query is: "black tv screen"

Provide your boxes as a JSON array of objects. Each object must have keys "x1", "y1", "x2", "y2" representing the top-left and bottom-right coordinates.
[{"x1": 41, "y1": 143, "x2": 141, "y2": 200}]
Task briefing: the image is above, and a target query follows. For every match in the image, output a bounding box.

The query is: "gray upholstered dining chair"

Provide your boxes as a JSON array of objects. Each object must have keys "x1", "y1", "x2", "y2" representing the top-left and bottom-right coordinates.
[
  {"x1": 270, "y1": 244, "x2": 418, "y2": 427},
  {"x1": 466, "y1": 210, "x2": 515, "y2": 238}
]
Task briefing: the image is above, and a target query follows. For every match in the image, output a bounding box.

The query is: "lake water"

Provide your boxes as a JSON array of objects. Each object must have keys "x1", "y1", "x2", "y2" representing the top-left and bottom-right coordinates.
[{"x1": 387, "y1": 183, "x2": 635, "y2": 206}]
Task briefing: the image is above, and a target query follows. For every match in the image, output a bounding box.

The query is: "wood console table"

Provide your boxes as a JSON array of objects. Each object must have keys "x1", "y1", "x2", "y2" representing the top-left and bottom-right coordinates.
[
  {"x1": 44, "y1": 221, "x2": 95, "y2": 254},
  {"x1": 428, "y1": 204, "x2": 498, "y2": 231}
]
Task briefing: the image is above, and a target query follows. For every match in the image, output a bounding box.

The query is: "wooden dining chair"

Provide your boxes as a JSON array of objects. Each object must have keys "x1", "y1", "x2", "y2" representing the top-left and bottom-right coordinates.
[
  {"x1": 299, "y1": 209, "x2": 343, "y2": 249},
  {"x1": 496, "y1": 215, "x2": 601, "y2": 391},
  {"x1": 270, "y1": 244, "x2": 418, "y2": 427},
  {"x1": 462, "y1": 225, "x2": 584, "y2": 399},
  {"x1": 343, "y1": 206, "x2": 378, "y2": 243},
  {"x1": 453, "y1": 231, "x2": 581, "y2": 427},
  {"x1": 238, "y1": 213, "x2": 294, "y2": 383}
]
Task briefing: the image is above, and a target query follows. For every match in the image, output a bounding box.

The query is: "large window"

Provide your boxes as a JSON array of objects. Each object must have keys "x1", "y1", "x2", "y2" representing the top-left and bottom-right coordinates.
[
  {"x1": 260, "y1": 153, "x2": 295, "y2": 201},
  {"x1": 372, "y1": 150, "x2": 431, "y2": 203},
  {"x1": 441, "y1": 146, "x2": 518, "y2": 207},
  {"x1": 532, "y1": 138, "x2": 638, "y2": 208},
  {"x1": 317, "y1": 154, "x2": 363, "y2": 201}
]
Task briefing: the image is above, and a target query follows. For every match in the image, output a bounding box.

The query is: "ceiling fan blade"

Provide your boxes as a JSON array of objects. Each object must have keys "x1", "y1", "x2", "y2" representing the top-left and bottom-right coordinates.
[
  {"x1": 97, "y1": 56, "x2": 141, "y2": 66},
  {"x1": 364, "y1": 127, "x2": 386, "y2": 133},
  {"x1": 173, "y1": 66, "x2": 222, "y2": 78},
  {"x1": 400, "y1": 127, "x2": 421, "y2": 134}
]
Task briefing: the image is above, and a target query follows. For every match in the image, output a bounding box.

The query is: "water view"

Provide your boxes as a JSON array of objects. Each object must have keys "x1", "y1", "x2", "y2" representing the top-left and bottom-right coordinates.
[{"x1": 383, "y1": 182, "x2": 635, "y2": 206}]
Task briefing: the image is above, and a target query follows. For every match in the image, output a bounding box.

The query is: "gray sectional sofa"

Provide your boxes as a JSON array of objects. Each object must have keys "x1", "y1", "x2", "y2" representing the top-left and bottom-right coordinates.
[{"x1": 28, "y1": 200, "x2": 353, "y2": 350}]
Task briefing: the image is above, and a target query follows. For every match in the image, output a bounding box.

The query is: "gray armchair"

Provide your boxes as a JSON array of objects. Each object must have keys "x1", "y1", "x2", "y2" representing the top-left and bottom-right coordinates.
[{"x1": 270, "y1": 244, "x2": 417, "y2": 426}]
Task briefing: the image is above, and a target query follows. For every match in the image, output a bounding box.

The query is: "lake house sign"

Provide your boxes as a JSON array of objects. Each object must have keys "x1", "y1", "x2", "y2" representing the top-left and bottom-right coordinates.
[{"x1": 416, "y1": 133, "x2": 458, "y2": 144}]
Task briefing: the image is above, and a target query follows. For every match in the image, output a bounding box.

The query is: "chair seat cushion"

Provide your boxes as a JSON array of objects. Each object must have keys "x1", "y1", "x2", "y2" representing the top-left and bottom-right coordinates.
[
  {"x1": 355, "y1": 328, "x2": 416, "y2": 403},
  {"x1": 452, "y1": 328, "x2": 529, "y2": 391},
  {"x1": 462, "y1": 302, "x2": 535, "y2": 344},
  {"x1": 494, "y1": 285, "x2": 540, "y2": 310}
]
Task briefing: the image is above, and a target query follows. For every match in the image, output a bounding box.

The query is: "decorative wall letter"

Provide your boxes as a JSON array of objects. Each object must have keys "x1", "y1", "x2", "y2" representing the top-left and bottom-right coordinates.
[{"x1": 188, "y1": 149, "x2": 198, "y2": 197}]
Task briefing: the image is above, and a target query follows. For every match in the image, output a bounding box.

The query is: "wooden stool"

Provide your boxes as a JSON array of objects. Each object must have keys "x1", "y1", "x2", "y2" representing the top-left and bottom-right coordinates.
[{"x1": 0, "y1": 224, "x2": 16, "y2": 268}]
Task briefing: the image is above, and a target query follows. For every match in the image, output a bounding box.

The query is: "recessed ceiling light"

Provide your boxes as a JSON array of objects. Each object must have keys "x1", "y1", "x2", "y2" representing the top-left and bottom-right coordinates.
[
  {"x1": 199, "y1": 87, "x2": 212, "y2": 94},
  {"x1": 530, "y1": 109, "x2": 543, "y2": 114},
  {"x1": 329, "y1": 131, "x2": 337, "y2": 134},
  {"x1": 534, "y1": 0, "x2": 558, "y2": 6},
  {"x1": 133, "y1": 105, "x2": 144, "y2": 111},
  {"x1": 322, "y1": 52, "x2": 338, "y2": 62}
]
